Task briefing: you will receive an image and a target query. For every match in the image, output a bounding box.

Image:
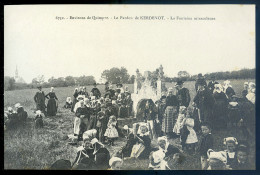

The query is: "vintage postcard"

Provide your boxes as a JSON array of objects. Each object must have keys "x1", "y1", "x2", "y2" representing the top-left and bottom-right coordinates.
[{"x1": 4, "y1": 5, "x2": 255, "y2": 170}]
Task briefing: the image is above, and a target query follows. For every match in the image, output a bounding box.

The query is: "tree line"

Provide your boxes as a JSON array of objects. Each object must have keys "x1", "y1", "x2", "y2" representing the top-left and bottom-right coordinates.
[{"x1": 4, "y1": 67, "x2": 255, "y2": 91}]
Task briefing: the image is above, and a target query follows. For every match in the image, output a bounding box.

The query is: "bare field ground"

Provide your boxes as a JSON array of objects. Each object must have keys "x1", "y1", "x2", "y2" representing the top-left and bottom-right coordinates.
[{"x1": 4, "y1": 79, "x2": 255, "y2": 169}]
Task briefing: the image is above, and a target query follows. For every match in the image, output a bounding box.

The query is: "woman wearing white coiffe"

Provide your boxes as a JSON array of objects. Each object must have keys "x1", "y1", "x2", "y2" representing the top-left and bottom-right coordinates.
[
  {"x1": 246, "y1": 82, "x2": 255, "y2": 104},
  {"x1": 73, "y1": 95, "x2": 84, "y2": 113},
  {"x1": 74, "y1": 100, "x2": 85, "y2": 136},
  {"x1": 223, "y1": 80, "x2": 235, "y2": 100}
]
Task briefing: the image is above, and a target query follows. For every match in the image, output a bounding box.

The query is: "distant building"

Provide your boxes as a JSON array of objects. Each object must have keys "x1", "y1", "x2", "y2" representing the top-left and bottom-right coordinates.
[{"x1": 14, "y1": 66, "x2": 26, "y2": 83}]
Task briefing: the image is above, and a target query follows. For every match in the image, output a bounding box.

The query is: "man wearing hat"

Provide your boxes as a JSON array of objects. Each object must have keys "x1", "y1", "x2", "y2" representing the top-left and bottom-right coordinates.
[
  {"x1": 207, "y1": 76, "x2": 219, "y2": 94},
  {"x1": 175, "y1": 80, "x2": 191, "y2": 108},
  {"x1": 34, "y1": 86, "x2": 46, "y2": 114},
  {"x1": 195, "y1": 73, "x2": 207, "y2": 92},
  {"x1": 116, "y1": 83, "x2": 124, "y2": 94},
  {"x1": 193, "y1": 81, "x2": 215, "y2": 123},
  {"x1": 91, "y1": 83, "x2": 101, "y2": 99}
]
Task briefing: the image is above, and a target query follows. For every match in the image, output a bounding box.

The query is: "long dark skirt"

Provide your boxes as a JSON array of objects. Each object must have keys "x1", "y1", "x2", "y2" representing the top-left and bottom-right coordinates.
[
  {"x1": 212, "y1": 100, "x2": 228, "y2": 129},
  {"x1": 47, "y1": 98, "x2": 57, "y2": 116},
  {"x1": 118, "y1": 106, "x2": 128, "y2": 118}
]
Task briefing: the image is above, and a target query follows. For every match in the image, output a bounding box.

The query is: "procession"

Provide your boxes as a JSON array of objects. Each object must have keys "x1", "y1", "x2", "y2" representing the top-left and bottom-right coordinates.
[{"x1": 4, "y1": 71, "x2": 256, "y2": 170}]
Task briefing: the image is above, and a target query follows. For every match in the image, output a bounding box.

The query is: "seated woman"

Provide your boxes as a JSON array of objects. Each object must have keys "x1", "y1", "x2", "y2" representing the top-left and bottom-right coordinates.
[
  {"x1": 130, "y1": 123, "x2": 151, "y2": 159},
  {"x1": 117, "y1": 125, "x2": 135, "y2": 159},
  {"x1": 5, "y1": 107, "x2": 18, "y2": 130},
  {"x1": 91, "y1": 138, "x2": 110, "y2": 170},
  {"x1": 72, "y1": 139, "x2": 95, "y2": 168},
  {"x1": 64, "y1": 97, "x2": 72, "y2": 109},
  {"x1": 15, "y1": 103, "x2": 28, "y2": 125}
]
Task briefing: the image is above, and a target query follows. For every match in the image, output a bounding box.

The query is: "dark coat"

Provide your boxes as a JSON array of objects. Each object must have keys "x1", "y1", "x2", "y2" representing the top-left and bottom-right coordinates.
[
  {"x1": 34, "y1": 91, "x2": 46, "y2": 111},
  {"x1": 197, "y1": 133, "x2": 214, "y2": 157},
  {"x1": 193, "y1": 88, "x2": 215, "y2": 123},
  {"x1": 166, "y1": 95, "x2": 179, "y2": 107},
  {"x1": 176, "y1": 88, "x2": 191, "y2": 107},
  {"x1": 208, "y1": 81, "x2": 219, "y2": 93},
  {"x1": 195, "y1": 78, "x2": 207, "y2": 92}
]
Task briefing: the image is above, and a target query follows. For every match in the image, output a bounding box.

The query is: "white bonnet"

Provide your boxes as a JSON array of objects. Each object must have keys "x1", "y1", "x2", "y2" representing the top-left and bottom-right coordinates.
[{"x1": 109, "y1": 157, "x2": 123, "y2": 167}]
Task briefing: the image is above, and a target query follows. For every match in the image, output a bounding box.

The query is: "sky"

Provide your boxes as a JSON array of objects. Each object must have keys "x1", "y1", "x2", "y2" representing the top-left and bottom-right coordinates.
[{"x1": 4, "y1": 5, "x2": 255, "y2": 83}]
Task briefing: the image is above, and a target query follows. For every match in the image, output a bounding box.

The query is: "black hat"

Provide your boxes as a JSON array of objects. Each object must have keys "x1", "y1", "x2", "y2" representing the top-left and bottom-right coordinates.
[
  {"x1": 93, "y1": 82, "x2": 97, "y2": 85},
  {"x1": 105, "y1": 82, "x2": 109, "y2": 85},
  {"x1": 37, "y1": 85, "x2": 42, "y2": 89},
  {"x1": 198, "y1": 73, "x2": 203, "y2": 77},
  {"x1": 176, "y1": 80, "x2": 184, "y2": 86},
  {"x1": 116, "y1": 83, "x2": 123, "y2": 87},
  {"x1": 160, "y1": 95, "x2": 166, "y2": 100}
]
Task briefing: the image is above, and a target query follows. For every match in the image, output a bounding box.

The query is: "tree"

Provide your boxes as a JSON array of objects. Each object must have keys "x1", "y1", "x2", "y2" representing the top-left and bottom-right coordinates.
[
  {"x1": 101, "y1": 67, "x2": 130, "y2": 84},
  {"x1": 65, "y1": 76, "x2": 76, "y2": 86},
  {"x1": 177, "y1": 71, "x2": 190, "y2": 78},
  {"x1": 4, "y1": 76, "x2": 16, "y2": 90},
  {"x1": 76, "y1": 75, "x2": 96, "y2": 86}
]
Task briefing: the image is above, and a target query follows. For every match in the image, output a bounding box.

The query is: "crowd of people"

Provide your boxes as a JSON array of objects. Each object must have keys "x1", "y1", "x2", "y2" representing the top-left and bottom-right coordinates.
[{"x1": 4, "y1": 73, "x2": 256, "y2": 170}]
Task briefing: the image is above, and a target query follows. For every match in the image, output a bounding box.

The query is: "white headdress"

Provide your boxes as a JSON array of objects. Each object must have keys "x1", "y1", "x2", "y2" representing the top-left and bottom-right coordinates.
[
  {"x1": 14, "y1": 103, "x2": 21, "y2": 108},
  {"x1": 137, "y1": 122, "x2": 149, "y2": 136},
  {"x1": 223, "y1": 137, "x2": 238, "y2": 145},
  {"x1": 207, "y1": 149, "x2": 227, "y2": 163},
  {"x1": 8, "y1": 107, "x2": 13, "y2": 112},
  {"x1": 109, "y1": 157, "x2": 123, "y2": 167}
]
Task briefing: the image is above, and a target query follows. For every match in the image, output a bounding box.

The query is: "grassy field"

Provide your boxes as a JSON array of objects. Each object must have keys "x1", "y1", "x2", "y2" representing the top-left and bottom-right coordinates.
[{"x1": 4, "y1": 79, "x2": 255, "y2": 170}]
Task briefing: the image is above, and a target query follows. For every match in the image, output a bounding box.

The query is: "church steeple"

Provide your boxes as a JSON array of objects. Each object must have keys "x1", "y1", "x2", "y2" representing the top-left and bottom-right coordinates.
[{"x1": 15, "y1": 65, "x2": 18, "y2": 79}]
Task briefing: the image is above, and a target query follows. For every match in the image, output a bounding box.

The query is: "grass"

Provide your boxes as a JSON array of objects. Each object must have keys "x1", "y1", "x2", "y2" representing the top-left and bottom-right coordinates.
[{"x1": 4, "y1": 79, "x2": 255, "y2": 169}]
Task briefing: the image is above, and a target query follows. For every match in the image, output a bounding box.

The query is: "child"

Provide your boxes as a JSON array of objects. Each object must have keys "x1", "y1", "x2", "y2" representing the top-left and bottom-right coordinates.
[
  {"x1": 35, "y1": 110, "x2": 44, "y2": 129},
  {"x1": 64, "y1": 97, "x2": 72, "y2": 109},
  {"x1": 148, "y1": 149, "x2": 168, "y2": 170},
  {"x1": 227, "y1": 96, "x2": 241, "y2": 127},
  {"x1": 222, "y1": 137, "x2": 238, "y2": 167},
  {"x1": 180, "y1": 117, "x2": 198, "y2": 154},
  {"x1": 207, "y1": 149, "x2": 228, "y2": 170},
  {"x1": 173, "y1": 106, "x2": 187, "y2": 136},
  {"x1": 96, "y1": 109, "x2": 107, "y2": 143},
  {"x1": 231, "y1": 142, "x2": 252, "y2": 170},
  {"x1": 130, "y1": 123, "x2": 151, "y2": 159},
  {"x1": 197, "y1": 122, "x2": 214, "y2": 170},
  {"x1": 104, "y1": 115, "x2": 119, "y2": 146}
]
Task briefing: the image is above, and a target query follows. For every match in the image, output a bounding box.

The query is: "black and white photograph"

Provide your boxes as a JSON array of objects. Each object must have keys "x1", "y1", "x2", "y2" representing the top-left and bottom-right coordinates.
[{"x1": 4, "y1": 5, "x2": 256, "y2": 170}]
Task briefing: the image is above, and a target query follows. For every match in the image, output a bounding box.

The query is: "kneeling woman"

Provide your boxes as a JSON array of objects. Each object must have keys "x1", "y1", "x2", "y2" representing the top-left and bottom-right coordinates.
[
  {"x1": 130, "y1": 123, "x2": 151, "y2": 159},
  {"x1": 45, "y1": 87, "x2": 58, "y2": 116}
]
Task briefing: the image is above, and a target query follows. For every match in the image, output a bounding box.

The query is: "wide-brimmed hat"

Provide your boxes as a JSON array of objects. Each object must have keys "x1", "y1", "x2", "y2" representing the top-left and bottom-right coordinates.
[{"x1": 105, "y1": 82, "x2": 109, "y2": 85}]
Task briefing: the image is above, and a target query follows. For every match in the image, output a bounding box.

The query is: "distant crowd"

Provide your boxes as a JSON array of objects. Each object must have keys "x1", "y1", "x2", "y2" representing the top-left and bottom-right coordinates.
[{"x1": 4, "y1": 73, "x2": 255, "y2": 170}]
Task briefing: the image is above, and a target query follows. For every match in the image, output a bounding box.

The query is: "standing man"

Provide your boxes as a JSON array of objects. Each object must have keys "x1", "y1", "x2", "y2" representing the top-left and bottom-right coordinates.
[
  {"x1": 207, "y1": 76, "x2": 219, "y2": 94},
  {"x1": 175, "y1": 80, "x2": 191, "y2": 108},
  {"x1": 195, "y1": 73, "x2": 207, "y2": 92},
  {"x1": 91, "y1": 83, "x2": 101, "y2": 99},
  {"x1": 34, "y1": 86, "x2": 46, "y2": 114},
  {"x1": 193, "y1": 83, "x2": 215, "y2": 124}
]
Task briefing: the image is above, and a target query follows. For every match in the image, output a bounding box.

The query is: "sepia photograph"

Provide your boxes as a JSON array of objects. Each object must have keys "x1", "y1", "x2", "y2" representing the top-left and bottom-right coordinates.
[{"x1": 4, "y1": 4, "x2": 256, "y2": 170}]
